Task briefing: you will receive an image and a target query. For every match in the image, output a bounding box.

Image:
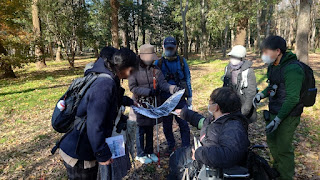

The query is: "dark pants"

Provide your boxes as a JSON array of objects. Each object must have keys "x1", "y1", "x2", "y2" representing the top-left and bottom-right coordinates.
[
  {"x1": 63, "y1": 160, "x2": 98, "y2": 180},
  {"x1": 136, "y1": 125, "x2": 154, "y2": 157},
  {"x1": 162, "y1": 99, "x2": 190, "y2": 148}
]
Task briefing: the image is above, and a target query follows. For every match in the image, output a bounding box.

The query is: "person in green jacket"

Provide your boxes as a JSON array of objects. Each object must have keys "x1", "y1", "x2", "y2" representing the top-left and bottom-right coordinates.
[{"x1": 253, "y1": 36, "x2": 305, "y2": 180}]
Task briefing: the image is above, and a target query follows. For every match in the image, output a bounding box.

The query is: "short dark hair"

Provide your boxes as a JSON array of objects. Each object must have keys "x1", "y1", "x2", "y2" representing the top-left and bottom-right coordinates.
[
  {"x1": 111, "y1": 48, "x2": 138, "y2": 71},
  {"x1": 260, "y1": 35, "x2": 287, "y2": 54},
  {"x1": 100, "y1": 46, "x2": 117, "y2": 61},
  {"x1": 210, "y1": 87, "x2": 241, "y2": 113},
  {"x1": 99, "y1": 46, "x2": 118, "y2": 65}
]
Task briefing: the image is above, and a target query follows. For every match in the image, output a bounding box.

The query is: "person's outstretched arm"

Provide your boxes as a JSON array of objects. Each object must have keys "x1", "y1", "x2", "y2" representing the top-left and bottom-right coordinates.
[{"x1": 179, "y1": 107, "x2": 206, "y2": 129}]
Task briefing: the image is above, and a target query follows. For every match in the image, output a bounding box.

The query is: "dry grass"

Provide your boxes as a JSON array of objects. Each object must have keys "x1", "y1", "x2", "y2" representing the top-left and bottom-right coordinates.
[{"x1": 0, "y1": 52, "x2": 319, "y2": 179}]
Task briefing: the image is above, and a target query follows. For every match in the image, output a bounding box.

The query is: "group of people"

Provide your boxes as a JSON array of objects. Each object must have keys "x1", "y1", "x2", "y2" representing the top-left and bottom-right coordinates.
[{"x1": 56, "y1": 35, "x2": 306, "y2": 180}]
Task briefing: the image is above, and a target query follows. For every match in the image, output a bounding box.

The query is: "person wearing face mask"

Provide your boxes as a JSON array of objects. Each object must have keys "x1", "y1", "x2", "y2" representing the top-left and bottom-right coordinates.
[
  {"x1": 128, "y1": 44, "x2": 180, "y2": 164},
  {"x1": 252, "y1": 36, "x2": 305, "y2": 180},
  {"x1": 155, "y1": 36, "x2": 192, "y2": 156},
  {"x1": 169, "y1": 87, "x2": 250, "y2": 179},
  {"x1": 222, "y1": 45, "x2": 257, "y2": 123}
]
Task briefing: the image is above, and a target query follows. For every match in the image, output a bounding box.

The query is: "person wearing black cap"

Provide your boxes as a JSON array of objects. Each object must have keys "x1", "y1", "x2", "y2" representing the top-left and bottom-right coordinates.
[
  {"x1": 155, "y1": 36, "x2": 192, "y2": 155},
  {"x1": 253, "y1": 36, "x2": 305, "y2": 180}
]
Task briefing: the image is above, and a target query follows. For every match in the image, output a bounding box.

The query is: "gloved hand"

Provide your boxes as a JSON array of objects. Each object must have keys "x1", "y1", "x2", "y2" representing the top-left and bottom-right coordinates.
[
  {"x1": 149, "y1": 88, "x2": 160, "y2": 96},
  {"x1": 252, "y1": 92, "x2": 265, "y2": 108},
  {"x1": 265, "y1": 116, "x2": 281, "y2": 134},
  {"x1": 187, "y1": 97, "x2": 192, "y2": 110}
]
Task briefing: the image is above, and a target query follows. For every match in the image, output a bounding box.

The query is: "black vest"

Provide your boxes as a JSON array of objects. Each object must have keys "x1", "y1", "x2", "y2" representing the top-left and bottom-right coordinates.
[{"x1": 267, "y1": 60, "x2": 303, "y2": 117}]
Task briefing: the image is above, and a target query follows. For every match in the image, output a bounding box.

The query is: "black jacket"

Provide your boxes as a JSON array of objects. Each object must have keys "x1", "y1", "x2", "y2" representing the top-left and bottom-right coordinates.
[
  {"x1": 180, "y1": 108, "x2": 250, "y2": 168},
  {"x1": 59, "y1": 57, "x2": 133, "y2": 162}
]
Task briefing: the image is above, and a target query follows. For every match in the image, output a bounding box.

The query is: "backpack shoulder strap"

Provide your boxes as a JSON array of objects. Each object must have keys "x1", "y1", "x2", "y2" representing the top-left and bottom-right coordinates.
[
  {"x1": 239, "y1": 69, "x2": 249, "y2": 95},
  {"x1": 158, "y1": 57, "x2": 164, "y2": 69},
  {"x1": 178, "y1": 56, "x2": 185, "y2": 71}
]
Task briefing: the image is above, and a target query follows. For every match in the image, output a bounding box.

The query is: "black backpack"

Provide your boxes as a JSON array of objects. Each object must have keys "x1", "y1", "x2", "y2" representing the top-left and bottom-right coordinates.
[
  {"x1": 51, "y1": 72, "x2": 112, "y2": 154},
  {"x1": 247, "y1": 149, "x2": 280, "y2": 180},
  {"x1": 295, "y1": 61, "x2": 317, "y2": 107}
]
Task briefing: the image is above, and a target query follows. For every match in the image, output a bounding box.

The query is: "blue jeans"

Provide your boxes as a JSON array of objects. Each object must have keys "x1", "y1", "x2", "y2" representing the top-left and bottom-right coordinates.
[
  {"x1": 162, "y1": 99, "x2": 190, "y2": 148},
  {"x1": 136, "y1": 125, "x2": 154, "y2": 157}
]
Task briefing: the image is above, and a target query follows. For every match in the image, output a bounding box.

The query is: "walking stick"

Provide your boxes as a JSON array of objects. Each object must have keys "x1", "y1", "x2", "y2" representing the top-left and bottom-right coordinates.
[{"x1": 153, "y1": 70, "x2": 160, "y2": 167}]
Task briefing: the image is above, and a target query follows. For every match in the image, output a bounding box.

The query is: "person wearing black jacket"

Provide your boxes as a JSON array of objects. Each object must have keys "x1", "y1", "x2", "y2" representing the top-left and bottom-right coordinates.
[
  {"x1": 174, "y1": 87, "x2": 250, "y2": 170},
  {"x1": 59, "y1": 47, "x2": 138, "y2": 180}
]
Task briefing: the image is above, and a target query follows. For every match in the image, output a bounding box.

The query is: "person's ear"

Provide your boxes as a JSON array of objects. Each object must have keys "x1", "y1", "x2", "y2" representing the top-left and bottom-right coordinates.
[
  {"x1": 276, "y1": 49, "x2": 281, "y2": 56},
  {"x1": 215, "y1": 104, "x2": 220, "y2": 112}
]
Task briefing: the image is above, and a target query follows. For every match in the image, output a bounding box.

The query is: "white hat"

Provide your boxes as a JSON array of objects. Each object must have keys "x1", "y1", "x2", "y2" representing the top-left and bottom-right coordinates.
[{"x1": 227, "y1": 45, "x2": 247, "y2": 59}]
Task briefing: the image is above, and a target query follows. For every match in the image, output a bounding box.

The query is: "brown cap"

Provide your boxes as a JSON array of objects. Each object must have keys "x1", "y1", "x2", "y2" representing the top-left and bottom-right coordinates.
[{"x1": 139, "y1": 44, "x2": 158, "y2": 62}]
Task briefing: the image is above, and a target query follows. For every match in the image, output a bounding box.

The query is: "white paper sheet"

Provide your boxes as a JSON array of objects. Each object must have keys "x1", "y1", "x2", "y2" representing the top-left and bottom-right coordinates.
[
  {"x1": 105, "y1": 135, "x2": 125, "y2": 159},
  {"x1": 131, "y1": 89, "x2": 185, "y2": 119}
]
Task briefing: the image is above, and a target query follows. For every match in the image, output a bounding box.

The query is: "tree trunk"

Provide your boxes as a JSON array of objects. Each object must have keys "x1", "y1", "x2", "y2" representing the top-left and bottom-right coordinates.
[
  {"x1": 234, "y1": 18, "x2": 248, "y2": 46},
  {"x1": 141, "y1": 0, "x2": 146, "y2": 44},
  {"x1": 180, "y1": 0, "x2": 189, "y2": 59},
  {"x1": 32, "y1": 0, "x2": 46, "y2": 68},
  {"x1": 200, "y1": 0, "x2": 207, "y2": 60},
  {"x1": 296, "y1": 0, "x2": 312, "y2": 64},
  {"x1": 254, "y1": 0, "x2": 261, "y2": 54},
  {"x1": 310, "y1": 1, "x2": 317, "y2": 52},
  {"x1": 0, "y1": 42, "x2": 16, "y2": 78},
  {"x1": 110, "y1": 0, "x2": 120, "y2": 49},
  {"x1": 222, "y1": 23, "x2": 229, "y2": 57},
  {"x1": 265, "y1": 3, "x2": 273, "y2": 37},
  {"x1": 56, "y1": 41, "x2": 62, "y2": 61}
]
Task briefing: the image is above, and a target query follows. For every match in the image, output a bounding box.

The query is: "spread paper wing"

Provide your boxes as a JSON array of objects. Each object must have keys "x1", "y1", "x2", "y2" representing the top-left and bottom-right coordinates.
[{"x1": 131, "y1": 89, "x2": 185, "y2": 119}]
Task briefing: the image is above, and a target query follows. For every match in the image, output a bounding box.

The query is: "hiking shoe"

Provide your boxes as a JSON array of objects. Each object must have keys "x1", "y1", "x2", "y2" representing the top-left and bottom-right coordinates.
[
  {"x1": 135, "y1": 156, "x2": 152, "y2": 164},
  {"x1": 164, "y1": 147, "x2": 175, "y2": 156},
  {"x1": 148, "y1": 154, "x2": 159, "y2": 162}
]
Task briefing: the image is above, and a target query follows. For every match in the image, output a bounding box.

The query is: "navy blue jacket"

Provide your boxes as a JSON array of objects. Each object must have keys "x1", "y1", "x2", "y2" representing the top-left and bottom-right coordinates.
[
  {"x1": 155, "y1": 56, "x2": 192, "y2": 98},
  {"x1": 59, "y1": 58, "x2": 133, "y2": 162},
  {"x1": 180, "y1": 108, "x2": 250, "y2": 168}
]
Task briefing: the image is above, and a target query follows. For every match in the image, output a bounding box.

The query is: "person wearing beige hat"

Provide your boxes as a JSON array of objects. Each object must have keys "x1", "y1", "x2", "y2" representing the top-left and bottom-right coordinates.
[{"x1": 128, "y1": 44, "x2": 180, "y2": 164}]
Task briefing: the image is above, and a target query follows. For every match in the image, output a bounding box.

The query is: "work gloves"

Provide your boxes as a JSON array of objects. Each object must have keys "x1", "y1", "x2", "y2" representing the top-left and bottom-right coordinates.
[
  {"x1": 253, "y1": 92, "x2": 265, "y2": 108},
  {"x1": 265, "y1": 116, "x2": 282, "y2": 134}
]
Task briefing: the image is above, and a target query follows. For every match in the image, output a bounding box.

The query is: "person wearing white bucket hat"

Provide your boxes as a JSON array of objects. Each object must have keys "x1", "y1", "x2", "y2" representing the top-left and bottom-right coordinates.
[
  {"x1": 222, "y1": 45, "x2": 258, "y2": 123},
  {"x1": 128, "y1": 44, "x2": 180, "y2": 164}
]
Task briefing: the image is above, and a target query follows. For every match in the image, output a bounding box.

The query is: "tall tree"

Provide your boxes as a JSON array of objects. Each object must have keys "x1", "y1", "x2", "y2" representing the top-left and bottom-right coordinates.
[
  {"x1": 296, "y1": 0, "x2": 312, "y2": 64},
  {"x1": 200, "y1": 0, "x2": 207, "y2": 60},
  {"x1": 0, "y1": 0, "x2": 33, "y2": 78},
  {"x1": 32, "y1": 0, "x2": 46, "y2": 68},
  {"x1": 110, "y1": 0, "x2": 120, "y2": 48},
  {"x1": 180, "y1": 0, "x2": 189, "y2": 59}
]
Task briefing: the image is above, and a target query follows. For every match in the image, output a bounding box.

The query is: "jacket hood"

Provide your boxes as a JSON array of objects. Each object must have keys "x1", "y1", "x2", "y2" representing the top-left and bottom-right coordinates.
[
  {"x1": 240, "y1": 60, "x2": 253, "y2": 70},
  {"x1": 280, "y1": 51, "x2": 297, "y2": 65},
  {"x1": 85, "y1": 57, "x2": 115, "y2": 77}
]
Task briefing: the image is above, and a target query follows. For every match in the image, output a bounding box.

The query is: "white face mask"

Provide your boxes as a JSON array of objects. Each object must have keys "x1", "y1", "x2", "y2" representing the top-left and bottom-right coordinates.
[
  {"x1": 230, "y1": 58, "x2": 242, "y2": 65},
  {"x1": 208, "y1": 103, "x2": 216, "y2": 115},
  {"x1": 261, "y1": 54, "x2": 276, "y2": 64},
  {"x1": 143, "y1": 60, "x2": 153, "y2": 66}
]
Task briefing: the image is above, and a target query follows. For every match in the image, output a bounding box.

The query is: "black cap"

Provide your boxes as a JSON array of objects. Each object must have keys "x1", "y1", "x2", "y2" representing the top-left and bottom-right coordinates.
[{"x1": 163, "y1": 36, "x2": 177, "y2": 48}]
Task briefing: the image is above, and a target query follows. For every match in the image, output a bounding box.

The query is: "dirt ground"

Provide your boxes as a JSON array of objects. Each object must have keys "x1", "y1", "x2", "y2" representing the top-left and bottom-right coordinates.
[{"x1": 0, "y1": 52, "x2": 319, "y2": 179}]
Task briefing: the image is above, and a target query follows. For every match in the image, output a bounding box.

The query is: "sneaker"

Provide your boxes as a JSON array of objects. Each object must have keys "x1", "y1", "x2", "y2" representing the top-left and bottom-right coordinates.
[
  {"x1": 148, "y1": 154, "x2": 159, "y2": 162},
  {"x1": 135, "y1": 156, "x2": 152, "y2": 164},
  {"x1": 164, "y1": 146, "x2": 175, "y2": 157}
]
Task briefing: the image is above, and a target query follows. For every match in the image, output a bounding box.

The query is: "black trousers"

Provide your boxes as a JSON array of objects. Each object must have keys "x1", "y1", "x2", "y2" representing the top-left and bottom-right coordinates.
[
  {"x1": 63, "y1": 160, "x2": 98, "y2": 180},
  {"x1": 136, "y1": 125, "x2": 154, "y2": 157}
]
